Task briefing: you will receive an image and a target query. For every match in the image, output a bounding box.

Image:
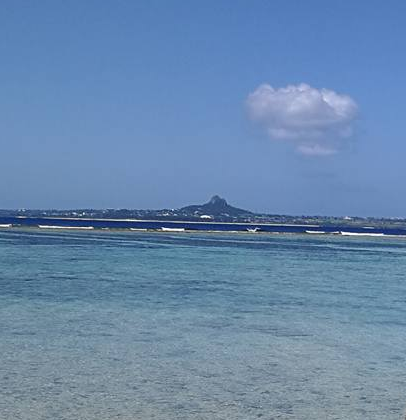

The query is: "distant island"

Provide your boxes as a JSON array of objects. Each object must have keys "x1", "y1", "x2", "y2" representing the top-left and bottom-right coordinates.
[{"x1": 1, "y1": 195, "x2": 406, "y2": 229}]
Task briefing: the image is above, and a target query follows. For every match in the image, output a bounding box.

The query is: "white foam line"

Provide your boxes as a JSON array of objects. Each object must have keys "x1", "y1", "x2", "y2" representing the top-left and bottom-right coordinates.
[
  {"x1": 38, "y1": 225, "x2": 94, "y2": 230},
  {"x1": 305, "y1": 230, "x2": 327, "y2": 234},
  {"x1": 161, "y1": 227, "x2": 186, "y2": 232},
  {"x1": 340, "y1": 231, "x2": 385, "y2": 237}
]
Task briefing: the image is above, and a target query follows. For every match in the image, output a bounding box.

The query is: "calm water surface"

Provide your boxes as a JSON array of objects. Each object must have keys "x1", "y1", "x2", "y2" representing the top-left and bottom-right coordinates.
[{"x1": 1, "y1": 229, "x2": 405, "y2": 419}]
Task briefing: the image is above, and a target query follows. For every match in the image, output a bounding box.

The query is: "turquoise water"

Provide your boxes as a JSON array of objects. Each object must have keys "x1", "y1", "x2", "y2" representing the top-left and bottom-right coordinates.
[{"x1": 1, "y1": 229, "x2": 405, "y2": 419}]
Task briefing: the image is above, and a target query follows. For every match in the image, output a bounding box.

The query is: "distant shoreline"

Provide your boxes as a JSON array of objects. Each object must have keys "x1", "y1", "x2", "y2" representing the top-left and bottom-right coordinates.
[
  {"x1": 2, "y1": 224, "x2": 406, "y2": 239},
  {"x1": 2, "y1": 215, "x2": 406, "y2": 238},
  {"x1": 14, "y1": 215, "x2": 320, "y2": 228}
]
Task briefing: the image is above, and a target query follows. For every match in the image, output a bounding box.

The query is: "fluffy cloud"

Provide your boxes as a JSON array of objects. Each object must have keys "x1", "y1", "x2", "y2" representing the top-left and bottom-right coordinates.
[{"x1": 246, "y1": 83, "x2": 358, "y2": 156}]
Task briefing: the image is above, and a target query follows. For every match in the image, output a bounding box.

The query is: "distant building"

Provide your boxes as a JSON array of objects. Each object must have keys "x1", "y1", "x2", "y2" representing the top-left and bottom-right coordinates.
[{"x1": 200, "y1": 214, "x2": 213, "y2": 220}]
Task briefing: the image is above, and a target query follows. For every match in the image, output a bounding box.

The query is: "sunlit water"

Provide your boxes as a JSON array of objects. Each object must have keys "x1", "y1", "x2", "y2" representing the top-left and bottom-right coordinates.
[{"x1": 1, "y1": 229, "x2": 405, "y2": 419}]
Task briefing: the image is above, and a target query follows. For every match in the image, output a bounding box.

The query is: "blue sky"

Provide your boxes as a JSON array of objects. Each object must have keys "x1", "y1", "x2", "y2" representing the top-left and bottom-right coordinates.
[{"x1": 1, "y1": 1, "x2": 405, "y2": 216}]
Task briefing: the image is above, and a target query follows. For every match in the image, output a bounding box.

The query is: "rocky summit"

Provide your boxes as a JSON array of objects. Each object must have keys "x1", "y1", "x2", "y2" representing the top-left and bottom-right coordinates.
[{"x1": 180, "y1": 195, "x2": 252, "y2": 217}]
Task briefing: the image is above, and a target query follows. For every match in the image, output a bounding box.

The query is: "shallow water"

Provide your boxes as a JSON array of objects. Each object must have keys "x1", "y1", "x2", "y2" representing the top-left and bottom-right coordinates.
[{"x1": 1, "y1": 229, "x2": 405, "y2": 419}]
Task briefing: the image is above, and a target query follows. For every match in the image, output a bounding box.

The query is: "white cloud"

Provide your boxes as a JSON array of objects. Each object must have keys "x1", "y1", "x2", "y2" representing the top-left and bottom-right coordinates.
[{"x1": 247, "y1": 83, "x2": 358, "y2": 156}]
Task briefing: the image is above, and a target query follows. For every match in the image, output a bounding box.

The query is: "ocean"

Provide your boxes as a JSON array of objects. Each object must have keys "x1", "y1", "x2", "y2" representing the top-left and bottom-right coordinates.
[{"x1": 1, "y1": 228, "x2": 405, "y2": 419}]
